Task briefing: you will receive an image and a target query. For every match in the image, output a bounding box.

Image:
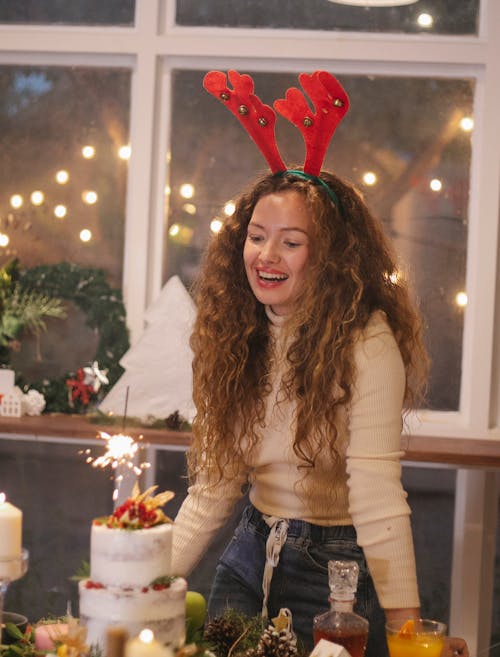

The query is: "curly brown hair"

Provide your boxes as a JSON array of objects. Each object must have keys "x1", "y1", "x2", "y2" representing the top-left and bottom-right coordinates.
[{"x1": 188, "y1": 170, "x2": 428, "y2": 488}]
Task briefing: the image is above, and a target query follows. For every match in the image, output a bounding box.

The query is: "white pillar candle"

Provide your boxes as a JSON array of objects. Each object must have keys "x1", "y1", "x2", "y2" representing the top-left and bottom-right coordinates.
[
  {"x1": 124, "y1": 629, "x2": 173, "y2": 657},
  {"x1": 0, "y1": 493, "x2": 22, "y2": 579}
]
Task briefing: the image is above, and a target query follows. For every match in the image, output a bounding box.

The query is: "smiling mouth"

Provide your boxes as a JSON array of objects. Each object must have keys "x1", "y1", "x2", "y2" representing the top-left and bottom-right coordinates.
[{"x1": 258, "y1": 271, "x2": 288, "y2": 282}]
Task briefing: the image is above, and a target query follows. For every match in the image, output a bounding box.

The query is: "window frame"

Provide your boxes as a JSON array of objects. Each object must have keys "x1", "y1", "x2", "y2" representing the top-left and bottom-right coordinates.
[{"x1": 0, "y1": 0, "x2": 498, "y2": 437}]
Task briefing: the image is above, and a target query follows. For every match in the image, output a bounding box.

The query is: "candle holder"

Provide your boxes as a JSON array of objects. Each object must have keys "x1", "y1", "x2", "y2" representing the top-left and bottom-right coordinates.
[{"x1": 0, "y1": 549, "x2": 29, "y2": 636}]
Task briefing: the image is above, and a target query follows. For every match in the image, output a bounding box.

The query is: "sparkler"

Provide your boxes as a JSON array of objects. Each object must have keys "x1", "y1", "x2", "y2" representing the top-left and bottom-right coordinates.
[{"x1": 81, "y1": 431, "x2": 151, "y2": 502}]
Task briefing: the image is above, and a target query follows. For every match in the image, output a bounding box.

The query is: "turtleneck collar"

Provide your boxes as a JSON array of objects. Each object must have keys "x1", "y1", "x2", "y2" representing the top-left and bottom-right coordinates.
[{"x1": 265, "y1": 305, "x2": 288, "y2": 327}]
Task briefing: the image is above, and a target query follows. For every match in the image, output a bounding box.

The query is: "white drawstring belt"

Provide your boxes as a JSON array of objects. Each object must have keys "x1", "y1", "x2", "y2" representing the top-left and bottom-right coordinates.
[{"x1": 261, "y1": 515, "x2": 289, "y2": 619}]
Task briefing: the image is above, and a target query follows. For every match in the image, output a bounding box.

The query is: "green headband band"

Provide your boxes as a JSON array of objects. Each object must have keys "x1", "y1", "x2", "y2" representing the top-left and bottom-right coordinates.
[{"x1": 280, "y1": 169, "x2": 341, "y2": 209}]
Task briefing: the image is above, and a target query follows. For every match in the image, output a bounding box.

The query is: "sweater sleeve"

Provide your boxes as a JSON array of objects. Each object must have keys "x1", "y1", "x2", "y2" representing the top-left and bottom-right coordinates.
[
  {"x1": 346, "y1": 314, "x2": 420, "y2": 609},
  {"x1": 172, "y1": 465, "x2": 248, "y2": 576}
]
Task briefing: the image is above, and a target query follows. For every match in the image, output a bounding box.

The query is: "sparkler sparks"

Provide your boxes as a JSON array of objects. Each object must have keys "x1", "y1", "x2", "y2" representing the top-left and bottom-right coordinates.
[{"x1": 81, "y1": 432, "x2": 151, "y2": 501}]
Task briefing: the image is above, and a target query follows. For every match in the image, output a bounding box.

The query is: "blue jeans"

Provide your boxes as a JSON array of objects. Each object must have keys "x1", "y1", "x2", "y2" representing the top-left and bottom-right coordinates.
[{"x1": 208, "y1": 504, "x2": 388, "y2": 657}]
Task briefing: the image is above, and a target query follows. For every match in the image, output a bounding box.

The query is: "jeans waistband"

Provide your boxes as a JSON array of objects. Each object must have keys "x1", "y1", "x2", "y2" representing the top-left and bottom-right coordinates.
[{"x1": 243, "y1": 503, "x2": 356, "y2": 542}]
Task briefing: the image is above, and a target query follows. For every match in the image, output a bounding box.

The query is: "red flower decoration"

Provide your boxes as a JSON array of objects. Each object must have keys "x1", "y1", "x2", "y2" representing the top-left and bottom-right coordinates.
[{"x1": 66, "y1": 368, "x2": 95, "y2": 405}]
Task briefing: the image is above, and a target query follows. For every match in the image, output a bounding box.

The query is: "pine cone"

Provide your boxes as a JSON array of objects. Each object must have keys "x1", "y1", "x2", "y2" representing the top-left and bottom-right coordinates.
[
  {"x1": 244, "y1": 650, "x2": 258, "y2": 657},
  {"x1": 204, "y1": 615, "x2": 246, "y2": 657},
  {"x1": 252, "y1": 625, "x2": 298, "y2": 657}
]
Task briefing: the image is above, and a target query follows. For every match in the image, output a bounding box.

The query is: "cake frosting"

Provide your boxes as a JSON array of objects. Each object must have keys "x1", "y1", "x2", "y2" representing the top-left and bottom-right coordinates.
[
  {"x1": 78, "y1": 484, "x2": 187, "y2": 649},
  {"x1": 89, "y1": 523, "x2": 172, "y2": 588}
]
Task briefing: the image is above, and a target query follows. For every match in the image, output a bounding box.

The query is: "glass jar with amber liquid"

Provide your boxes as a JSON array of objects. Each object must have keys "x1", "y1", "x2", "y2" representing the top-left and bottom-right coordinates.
[{"x1": 313, "y1": 560, "x2": 369, "y2": 657}]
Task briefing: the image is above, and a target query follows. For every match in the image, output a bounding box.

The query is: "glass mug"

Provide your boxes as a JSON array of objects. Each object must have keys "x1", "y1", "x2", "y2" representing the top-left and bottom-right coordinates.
[{"x1": 386, "y1": 618, "x2": 447, "y2": 657}]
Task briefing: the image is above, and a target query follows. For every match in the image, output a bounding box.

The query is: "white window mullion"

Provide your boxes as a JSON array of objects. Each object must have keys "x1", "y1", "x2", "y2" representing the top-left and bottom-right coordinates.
[
  {"x1": 122, "y1": 0, "x2": 161, "y2": 345},
  {"x1": 460, "y1": 0, "x2": 500, "y2": 432},
  {"x1": 146, "y1": 59, "x2": 172, "y2": 305},
  {"x1": 159, "y1": 27, "x2": 487, "y2": 68}
]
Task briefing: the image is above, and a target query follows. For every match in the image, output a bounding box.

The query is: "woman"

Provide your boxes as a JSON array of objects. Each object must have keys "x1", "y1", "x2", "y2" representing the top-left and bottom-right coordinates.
[{"x1": 172, "y1": 168, "x2": 471, "y2": 656}]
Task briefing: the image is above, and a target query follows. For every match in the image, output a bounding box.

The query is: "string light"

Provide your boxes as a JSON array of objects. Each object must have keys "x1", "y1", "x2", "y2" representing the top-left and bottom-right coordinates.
[
  {"x1": 384, "y1": 270, "x2": 402, "y2": 285},
  {"x1": 362, "y1": 171, "x2": 377, "y2": 186},
  {"x1": 54, "y1": 205, "x2": 67, "y2": 219},
  {"x1": 182, "y1": 203, "x2": 197, "y2": 215},
  {"x1": 430, "y1": 178, "x2": 442, "y2": 192},
  {"x1": 460, "y1": 117, "x2": 474, "y2": 132},
  {"x1": 224, "y1": 201, "x2": 236, "y2": 216},
  {"x1": 417, "y1": 13, "x2": 434, "y2": 28},
  {"x1": 210, "y1": 218, "x2": 223, "y2": 233},
  {"x1": 30, "y1": 191, "x2": 44, "y2": 206},
  {"x1": 82, "y1": 190, "x2": 98, "y2": 205},
  {"x1": 0, "y1": 233, "x2": 9, "y2": 247},
  {"x1": 168, "y1": 223, "x2": 193, "y2": 244},
  {"x1": 56, "y1": 170, "x2": 69, "y2": 184},
  {"x1": 180, "y1": 183, "x2": 195, "y2": 199},
  {"x1": 82, "y1": 145, "x2": 96, "y2": 159},
  {"x1": 118, "y1": 145, "x2": 131, "y2": 160},
  {"x1": 80, "y1": 229, "x2": 92, "y2": 242},
  {"x1": 455, "y1": 291, "x2": 468, "y2": 307},
  {"x1": 10, "y1": 194, "x2": 23, "y2": 209}
]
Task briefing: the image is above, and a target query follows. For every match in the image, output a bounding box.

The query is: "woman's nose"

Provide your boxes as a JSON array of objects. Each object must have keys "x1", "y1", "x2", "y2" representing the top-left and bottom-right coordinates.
[{"x1": 261, "y1": 240, "x2": 280, "y2": 262}]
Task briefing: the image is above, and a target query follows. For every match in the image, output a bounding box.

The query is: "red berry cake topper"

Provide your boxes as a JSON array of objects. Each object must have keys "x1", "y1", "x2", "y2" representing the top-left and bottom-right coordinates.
[{"x1": 203, "y1": 69, "x2": 350, "y2": 176}]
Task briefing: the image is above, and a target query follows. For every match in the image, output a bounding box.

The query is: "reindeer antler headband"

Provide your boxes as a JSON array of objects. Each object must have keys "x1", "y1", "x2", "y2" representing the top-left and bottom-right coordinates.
[{"x1": 203, "y1": 69, "x2": 350, "y2": 205}]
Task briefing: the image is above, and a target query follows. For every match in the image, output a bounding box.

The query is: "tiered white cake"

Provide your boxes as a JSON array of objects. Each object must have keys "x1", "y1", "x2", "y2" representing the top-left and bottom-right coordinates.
[{"x1": 78, "y1": 485, "x2": 187, "y2": 649}]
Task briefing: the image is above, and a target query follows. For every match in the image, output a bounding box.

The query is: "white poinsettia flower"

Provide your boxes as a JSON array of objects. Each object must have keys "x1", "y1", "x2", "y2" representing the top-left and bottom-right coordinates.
[{"x1": 82, "y1": 360, "x2": 109, "y2": 391}]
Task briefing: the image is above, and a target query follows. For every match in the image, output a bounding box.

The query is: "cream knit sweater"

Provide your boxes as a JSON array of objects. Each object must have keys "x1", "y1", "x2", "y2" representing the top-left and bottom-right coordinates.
[{"x1": 172, "y1": 308, "x2": 419, "y2": 609}]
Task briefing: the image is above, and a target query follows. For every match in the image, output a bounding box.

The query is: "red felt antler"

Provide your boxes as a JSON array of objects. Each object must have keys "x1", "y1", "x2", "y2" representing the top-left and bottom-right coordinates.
[
  {"x1": 203, "y1": 70, "x2": 286, "y2": 173},
  {"x1": 274, "y1": 71, "x2": 349, "y2": 176},
  {"x1": 203, "y1": 70, "x2": 349, "y2": 176}
]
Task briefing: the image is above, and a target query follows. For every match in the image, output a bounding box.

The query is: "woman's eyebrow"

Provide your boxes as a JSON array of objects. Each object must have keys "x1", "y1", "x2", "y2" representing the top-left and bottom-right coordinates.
[{"x1": 248, "y1": 222, "x2": 308, "y2": 235}]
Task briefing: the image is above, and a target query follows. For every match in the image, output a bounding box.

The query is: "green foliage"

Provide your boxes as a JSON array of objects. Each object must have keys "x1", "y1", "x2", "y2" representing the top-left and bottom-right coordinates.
[
  {"x1": 0, "y1": 623, "x2": 36, "y2": 657},
  {"x1": 0, "y1": 261, "x2": 130, "y2": 413},
  {"x1": 0, "y1": 259, "x2": 66, "y2": 348},
  {"x1": 204, "y1": 610, "x2": 265, "y2": 657},
  {"x1": 69, "y1": 559, "x2": 90, "y2": 582},
  {"x1": 87, "y1": 409, "x2": 192, "y2": 431}
]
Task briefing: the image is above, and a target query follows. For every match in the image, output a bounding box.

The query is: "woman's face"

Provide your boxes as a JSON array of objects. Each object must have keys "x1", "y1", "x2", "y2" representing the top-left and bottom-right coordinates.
[{"x1": 243, "y1": 190, "x2": 311, "y2": 316}]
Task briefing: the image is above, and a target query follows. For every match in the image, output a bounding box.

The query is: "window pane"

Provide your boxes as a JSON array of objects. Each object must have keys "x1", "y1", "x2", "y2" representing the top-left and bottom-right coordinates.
[
  {"x1": 403, "y1": 466, "x2": 456, "y2": 625},
  {"x1": 166, "y1": 69, "x2": 473, "y2": 412},
  {"x1": 0, "y1": 66, "x2": 130, "y2": 283},
  {"x1": 176, "y1": 0, "x2": 479, "y2": 35},
  {"x1": 0, "y1": 65, "x2": 130, "y2": 384},
  {"x1": 0, "y1": 438, "x2": 114, "y2": 620},
  {"x1": 0, "y1": 1, "x2": 135, "y2": 26}
]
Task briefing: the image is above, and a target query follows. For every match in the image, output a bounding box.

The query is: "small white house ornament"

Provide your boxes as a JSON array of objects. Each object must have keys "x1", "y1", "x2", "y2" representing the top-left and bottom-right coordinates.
[{"x1": 0, "y1": 386, "x2": 23, "y2": 417}]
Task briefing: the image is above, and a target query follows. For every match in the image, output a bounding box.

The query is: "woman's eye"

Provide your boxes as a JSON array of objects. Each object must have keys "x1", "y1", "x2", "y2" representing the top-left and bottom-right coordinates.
[
  {"x1": 247, "y1": 234, "x2": 263, "y2": 243},
  {"x1": 284, "y1": 240, "x2": 301, "y2": 248}
]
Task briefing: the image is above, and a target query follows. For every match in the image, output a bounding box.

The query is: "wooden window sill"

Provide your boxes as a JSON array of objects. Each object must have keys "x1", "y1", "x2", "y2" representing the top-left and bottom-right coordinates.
[{"x1": 0, "y1": 414, "x2": 499, "y2": 467}]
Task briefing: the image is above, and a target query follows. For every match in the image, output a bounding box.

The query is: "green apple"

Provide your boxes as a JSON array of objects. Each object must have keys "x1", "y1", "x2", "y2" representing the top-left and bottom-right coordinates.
[{"x1": 186, "y1": 590, "x2": 207, "y2": 630}]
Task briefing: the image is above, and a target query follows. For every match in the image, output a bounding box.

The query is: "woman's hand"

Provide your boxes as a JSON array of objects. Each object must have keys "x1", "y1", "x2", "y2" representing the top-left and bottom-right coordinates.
[{"x1": 441, "y1": 636, "x2": 469, "y2": 657}]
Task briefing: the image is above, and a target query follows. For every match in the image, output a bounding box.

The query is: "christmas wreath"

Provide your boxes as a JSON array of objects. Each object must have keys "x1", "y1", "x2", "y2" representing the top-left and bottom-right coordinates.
[{"x1": 0, "y1": 261, "x2": 129, "y2": 414}]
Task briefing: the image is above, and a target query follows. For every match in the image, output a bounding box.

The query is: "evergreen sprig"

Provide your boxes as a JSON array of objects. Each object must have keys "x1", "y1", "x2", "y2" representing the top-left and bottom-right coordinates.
[
  {"x1": 0, "y1": 260, "x2": 66, "y2": 348},
  {"x1": 0, "y1": 260, "x2": 131, "y2": 413}
]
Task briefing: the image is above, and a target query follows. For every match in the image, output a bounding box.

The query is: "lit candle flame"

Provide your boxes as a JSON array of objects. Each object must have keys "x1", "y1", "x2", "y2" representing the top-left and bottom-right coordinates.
[
  {"x1": 0, "y1": 492, "x2": 5, "y2": 504},
  {"x1": 139, "y1": 629, "x2": 154, "y2": 644}
]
